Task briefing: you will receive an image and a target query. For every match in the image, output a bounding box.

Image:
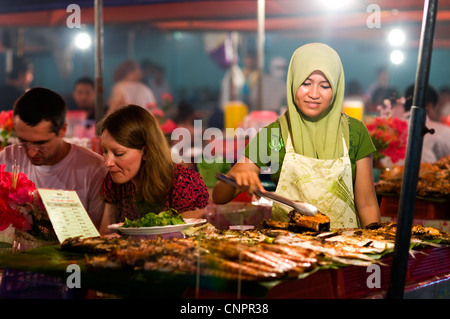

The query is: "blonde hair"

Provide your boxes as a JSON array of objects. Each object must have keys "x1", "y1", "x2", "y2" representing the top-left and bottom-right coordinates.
[{"x1": 99, "y1": 105, "x2": 174, "y2": 207}]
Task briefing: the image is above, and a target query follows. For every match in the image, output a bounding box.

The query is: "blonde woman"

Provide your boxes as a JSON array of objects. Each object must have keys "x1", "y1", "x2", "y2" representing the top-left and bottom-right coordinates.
[{"x1": 98, "y1": 105, "x2": 209, "y2": 234}]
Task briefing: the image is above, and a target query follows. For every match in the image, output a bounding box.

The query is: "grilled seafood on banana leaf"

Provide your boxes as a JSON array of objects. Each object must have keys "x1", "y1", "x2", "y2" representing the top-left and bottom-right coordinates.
[
  {"x1": 64, "y1": 237, "x2": 320, "y2": 281},
  {"x1": 375, "y1": 155, "x2": 450, "y2": 198},
  {"x1": 364, "y1": 222, "x2": 450, "y2": 245},
  {"x1": 261, "y1": 211, "x2": 330, "y2": 233},
  {"x1": 60, "y1": 236, "x2": 135, "y2": 254},
  {"x1": 272, "y1": 234, "x2": 385, "y2": 266},
  {"x1": 59, "y1": 221, "x2": 450, "y2": 282},
  {"x1": 186, "y1": 223, "x2": 267, "y2": 243}
]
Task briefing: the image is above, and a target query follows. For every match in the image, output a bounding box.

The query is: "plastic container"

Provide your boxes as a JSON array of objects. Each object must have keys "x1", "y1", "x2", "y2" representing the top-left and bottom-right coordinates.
[
  {"x1": 224, "y1": 101, "x2": 248, "y2": 135},
  {"x1": 66, "y1": 110, "x2": 87, "y2": 138},
  {"x1": 242, "y1": 111, "x2": 278, "y2": 130},
  {"x1": 342, "y1": 99, "x2": 364, "y2": 120},
  {"x1": 205, "y1": 202, "x2": 271, "y2": 230}
]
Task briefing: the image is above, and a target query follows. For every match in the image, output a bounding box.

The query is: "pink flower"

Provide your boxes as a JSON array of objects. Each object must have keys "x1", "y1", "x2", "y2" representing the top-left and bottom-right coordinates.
[
  {"x1": 0, "y1": 110, "x2": 13, "y2": 148},
  {"x1": 0, "y1": 110, "x2": 13, "y2": 132},
  {"x1": 145, "y1": 102, "x2": 157, "y2": 110},
  {"x1": 365, "y1": 116, "x2": 408, "y2": 164},
  {"x1": 0, "y1": 164, "x2": 36, "y2": 231},
  {"x1": 161, "y1": 93, "x2": 173, "y2": 103},
  {"x1": 150, "y1": 108, "x2": 165, "y2": 118}
]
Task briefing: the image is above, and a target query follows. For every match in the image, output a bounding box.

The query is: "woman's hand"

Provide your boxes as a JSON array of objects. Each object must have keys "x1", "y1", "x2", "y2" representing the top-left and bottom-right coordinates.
[
  {"x1": 212, "y1": 157, "x2": 262, "y2": 204},
  {"x1": 228, "y1": 165, "x2": 265, "y2": 195},
  {"x1": 181, "y1": 208, "x2": 206, "y2": 219}
]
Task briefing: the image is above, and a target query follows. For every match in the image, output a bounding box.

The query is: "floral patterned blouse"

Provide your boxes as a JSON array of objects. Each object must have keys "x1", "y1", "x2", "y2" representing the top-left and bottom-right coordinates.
[{"x1": 103, "y1": 164, "x2": 209, "y2": 222}]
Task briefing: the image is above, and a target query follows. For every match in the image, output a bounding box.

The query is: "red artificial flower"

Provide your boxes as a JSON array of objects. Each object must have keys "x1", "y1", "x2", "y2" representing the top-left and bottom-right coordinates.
[
  {"x1": 145, "y1": 102, "x2": 157, "y2": 110},
  {"x1": 150, "y1": 108, "x2": 165, "y2": 119},
  {"x1": 0, "y1": 164, "x2": 35, "y2": 231},
  {"x1": 160, "y1": 119, "x2": 177, "y2": 135},
  {"x1": 0, "y1": 110, "x2": 13, "y2": 132},
  {"x1": 0, "y1": 110, "x2": 14, "y2": 148},
  {"x1": 161, "y1": 93, "x2": 173, "y2": 103},
  {"x1": 365, "y1": 116, "x2": 408, "y2": 164}
]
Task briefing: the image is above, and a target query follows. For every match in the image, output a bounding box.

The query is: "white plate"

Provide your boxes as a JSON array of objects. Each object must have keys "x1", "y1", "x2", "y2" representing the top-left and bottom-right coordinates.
[{"x1": 107, "y1": 218, "x2": 207, "y2": 235}]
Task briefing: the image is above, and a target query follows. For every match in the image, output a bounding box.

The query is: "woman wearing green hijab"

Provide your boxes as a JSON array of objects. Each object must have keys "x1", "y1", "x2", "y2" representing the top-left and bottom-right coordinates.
[{"x1": 213, "y1": 43, "x2": 380, "y2": 228}]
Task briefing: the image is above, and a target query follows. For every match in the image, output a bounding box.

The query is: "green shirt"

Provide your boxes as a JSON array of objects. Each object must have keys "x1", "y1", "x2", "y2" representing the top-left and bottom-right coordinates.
[{"x1": 244, "y1": 116, "x2": 376, "y2": 186}]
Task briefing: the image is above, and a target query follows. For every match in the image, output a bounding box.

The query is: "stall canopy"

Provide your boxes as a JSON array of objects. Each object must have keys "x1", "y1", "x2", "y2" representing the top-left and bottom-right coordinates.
[{"x1": 1, "y1": 0, "x2": 450, "y2": 47}]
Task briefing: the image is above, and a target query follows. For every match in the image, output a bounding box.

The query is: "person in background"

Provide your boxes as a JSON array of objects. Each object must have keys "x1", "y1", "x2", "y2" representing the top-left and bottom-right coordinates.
[
  {"x1": 345, "y1": 80, "x2": 364, "y2": 100},
  {"x1": 72, "y1": 76, "x2": 96, "y2": 122},
  {"x1": 143, "y1": 61, "x2": 172, "y2": 107},
  {"x1": 366, "y1": 86, "x2": 400, "y2": 117},
  {"x1": 389, "y1": 95, "x2": 407, "y2": 119},
  {"x1": 250, "y1": 56, "x2": 287, "y2": 113},
  {"x1": 208, "y1": 103, "x2": 224, "y2": 131},
  {"x1": 172, "y1": 100, "x2": 204, "y2": 169},
  {"x1": 364, "y1": 67, "x2": 390, "y2": 115},
  {"x1": 437, "y1": 86, "x2": 450, "y2": 120},
  {"x1": 366, "y1": 67, "x2": 389, "y2": 101},
  {"x1": 107, "y1": 60, "x2": 156, "y2": 115},
  {"x1": 241, "y1": 52, "x2": 260, "y2": 110},
  {"x1": 213, "y1": 43, "x2": 380, "y2": 229},
  {"x1": 173, "y1": 100, "x2": 197, "y2": 143},
  {"x1": 0, "y1": 87, "x2": 107, "y2": 229},
  {"x1": 0, "y1": 55, "x2": 33, "y2": 111},
  {"x1": 403, "y1": 84, "x2": 450, "y2": 163},
  {"x1": 219, "y1": 62, "x2": 245, "y2": 110},
  {"x1": 98, "y1": 105, "x2": 209, "y2": 235}
]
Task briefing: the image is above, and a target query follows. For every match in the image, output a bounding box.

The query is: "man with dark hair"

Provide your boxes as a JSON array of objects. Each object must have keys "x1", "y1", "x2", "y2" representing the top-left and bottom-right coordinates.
[
  {"x1": 403, "y1": 84, "x2": 450, "y2": 163},
  {"x1": 0, "y1": 87, "x2": 107, "y2": 228},
  {"x1": 0, "y1": 55, "x2": 34, "y2": 111}
]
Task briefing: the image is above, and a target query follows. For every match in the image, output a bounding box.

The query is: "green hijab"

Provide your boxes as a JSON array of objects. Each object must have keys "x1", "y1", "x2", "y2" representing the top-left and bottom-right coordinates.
[{"x1": 279, "y1": 42, "x2": 349, "y2": 159}]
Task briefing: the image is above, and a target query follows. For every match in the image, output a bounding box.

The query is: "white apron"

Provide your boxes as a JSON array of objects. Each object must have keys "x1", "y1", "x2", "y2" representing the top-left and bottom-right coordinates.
[{"x1": 272, "y1": 132, "x2": 359, "y2": 229}]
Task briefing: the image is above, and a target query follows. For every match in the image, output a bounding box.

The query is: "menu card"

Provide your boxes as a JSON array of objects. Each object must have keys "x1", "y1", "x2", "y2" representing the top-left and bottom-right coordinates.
[{"x1": 37, "y1": 188, "x2": 100, "y2": 243}]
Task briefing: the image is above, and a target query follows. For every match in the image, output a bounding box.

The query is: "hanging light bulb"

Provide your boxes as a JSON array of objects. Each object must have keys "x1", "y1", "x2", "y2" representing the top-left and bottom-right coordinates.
[
  {"x1": 390, "y1": 50, "x2": 405, "y2": 65},
  {"x1": 388, "y1": 29, "x2": 406, "y2": 46},
  {"x1": 74, "y1": 32, "x2": 91, "y2": 50}
]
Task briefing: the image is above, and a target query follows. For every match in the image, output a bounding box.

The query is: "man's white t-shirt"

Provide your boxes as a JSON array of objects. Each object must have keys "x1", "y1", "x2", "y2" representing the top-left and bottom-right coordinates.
[
  {"x1": 0, "y1": 143, "x2": 107, "y2": 228},
  {"x1": 108, "y1": 81, "x2": 156, "y2": 114}
]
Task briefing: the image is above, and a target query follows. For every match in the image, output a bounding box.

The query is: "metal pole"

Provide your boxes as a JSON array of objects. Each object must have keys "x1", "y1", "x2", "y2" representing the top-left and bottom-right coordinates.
[
  {"x1": 94, "y1": 0, "x2": 104, "y2": 134},
  {"x1": 230, "y1": 32, "x2": 239, "y2": 101},
  {"x1": 127, "y1": 29, "x2": 135, "y2": 60},
  {"x1": 256, "y1": 0, "x2": 265, "y2": 110},
  {"x1": 17, "y1": 28, "x2": 24, "y2": 57},
  {"x1": 387, "y1": 0, "x2": 438, "y2": 299}
]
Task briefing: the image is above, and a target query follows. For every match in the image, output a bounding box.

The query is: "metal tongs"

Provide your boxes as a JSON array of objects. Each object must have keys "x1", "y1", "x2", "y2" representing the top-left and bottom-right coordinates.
[{"x1": 216, "y1": 173, "x2": 319, "y2": 216}]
